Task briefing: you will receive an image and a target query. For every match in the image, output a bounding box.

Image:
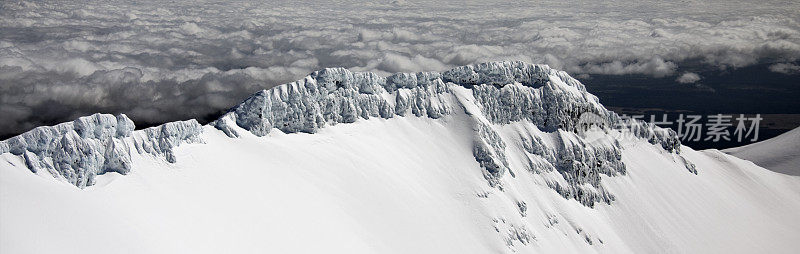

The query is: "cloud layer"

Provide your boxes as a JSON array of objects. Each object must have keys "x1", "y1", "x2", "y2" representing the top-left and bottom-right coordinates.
[
  {"x1": 1, "y1": 0, "x2": 800, "y2": 136},
  {"x1": 676, "y1": 72, "x2": 702, "y2": 84}
]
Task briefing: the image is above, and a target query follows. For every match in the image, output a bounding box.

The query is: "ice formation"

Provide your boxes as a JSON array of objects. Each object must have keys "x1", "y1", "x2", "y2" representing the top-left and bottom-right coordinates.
[
  {"x1": 212, "y1": 61, "x2": 688, "y2": 205},
  {"x1": 1, "y1": 61, "x2": 690, "y2": 205},
  {"x1": 0, "y1": 114, "x2": 202, "y2": 187}
]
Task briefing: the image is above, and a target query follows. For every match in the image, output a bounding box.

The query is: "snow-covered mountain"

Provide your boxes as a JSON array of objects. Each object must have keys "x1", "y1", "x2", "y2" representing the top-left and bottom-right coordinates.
[
  {"x1": 725, "y1": 127, "x2": 800, "y2": 176},
  {"x1": 1, "y1": 61, "x2": 798, "y2": 253}
]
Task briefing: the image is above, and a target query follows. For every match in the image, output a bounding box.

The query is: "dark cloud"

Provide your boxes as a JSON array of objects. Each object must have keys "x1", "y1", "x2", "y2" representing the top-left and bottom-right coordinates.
[
  {"x1": 1, "y1": 0, "x2": 799, "y2": 137},
  {"x1": 769, "y1": 63, "x2": 800, "y2": 74}
]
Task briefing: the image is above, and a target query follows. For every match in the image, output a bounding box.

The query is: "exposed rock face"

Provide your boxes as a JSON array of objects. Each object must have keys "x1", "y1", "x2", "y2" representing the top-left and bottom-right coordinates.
[
  {"x1": 473, "y1": 121, "x2": 510, "y2": 188},
  {"x1": 515, "y1": 129, "x2": 625, "y2": 206},
  {"x1": 131, "y1": 120, "x2": 204, "y2": 163},
  {"x1": 211, "y1": 68, "x2": 451, "y2": 137},
  {"x1": 1, "y1": 61, "x2": 691, "y2": 205},
  {"x1": 210, "y1": 61, "x2": 689, "y2": 206},
  {"x1": 0, "y1": 114, "x2": 202, "y2": 188}
]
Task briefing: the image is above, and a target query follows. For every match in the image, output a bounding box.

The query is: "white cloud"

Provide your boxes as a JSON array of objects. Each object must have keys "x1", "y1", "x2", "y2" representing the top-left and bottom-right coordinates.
[
  {"x1": 582, "y1": 58, "x2": 677, "y2": 77},
  {"x1": 676, "y1": 72, "x2": 702, "y2": 84},
  {"x1": 0, "y1": 0, "x2": 799, "y2": 136},
  {"x1": 52, "y1": 58, "x2": 103, "y2": 76},
  {"x1": 378, "y1": 53, "x2": 447, "y2": 73},
  {"x1": 180, "y1": 22, "x2": 203, "y2": 35}
]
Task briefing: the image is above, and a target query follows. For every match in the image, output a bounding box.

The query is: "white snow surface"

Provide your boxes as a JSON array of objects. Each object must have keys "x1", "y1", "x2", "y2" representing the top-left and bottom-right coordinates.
[
  {"x1": 725, "y1": 126, "x2": 800, "y2": 176},
  {"x1": 1, "y1": 62, "x2": 799, "y2": 253},
  {"x1": 2, "y1": 115, "x2": 799, "y2": 253}
]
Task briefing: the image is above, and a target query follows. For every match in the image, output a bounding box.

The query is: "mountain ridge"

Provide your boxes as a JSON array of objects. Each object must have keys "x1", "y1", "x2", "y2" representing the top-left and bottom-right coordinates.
[
  {"x1": 1, "y1": 61, "x2": 687, "y2": 206},
  {"x1": 2, "y1": 61, "x2": 799, "y2": 253}
]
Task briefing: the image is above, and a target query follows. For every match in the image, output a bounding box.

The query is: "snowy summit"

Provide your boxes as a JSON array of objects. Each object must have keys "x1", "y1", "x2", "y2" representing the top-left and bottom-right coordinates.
[{"x1": 1, "y1": 61, "x2": 798, "y2": 253}]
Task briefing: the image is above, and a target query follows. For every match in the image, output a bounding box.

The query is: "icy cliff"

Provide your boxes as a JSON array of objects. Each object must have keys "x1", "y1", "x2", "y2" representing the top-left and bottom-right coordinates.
[
  {"x1": 0, "y1": 114, "x2": 202, "y2": 187},
  {"x1": 211, "y1": 61, "x2": 687, "y2": 205},
  {"x1": 1, "y1": 61, "x2": 688, "y2": 205}
]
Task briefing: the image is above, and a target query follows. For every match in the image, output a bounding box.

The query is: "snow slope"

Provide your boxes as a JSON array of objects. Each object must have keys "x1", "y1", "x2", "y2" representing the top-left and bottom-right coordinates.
[
  {"x1": 725, "y1": 127, "x2": 800, "y2": 176},
  {"x1": 1, "y1": 62, "x2": 799, "y2": 253}
]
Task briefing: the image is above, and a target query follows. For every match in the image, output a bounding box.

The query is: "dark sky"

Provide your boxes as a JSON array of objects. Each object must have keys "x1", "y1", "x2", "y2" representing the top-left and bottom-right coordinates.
[{"x1": 582, "y1": 62, "x2": 800, "y2": 149}]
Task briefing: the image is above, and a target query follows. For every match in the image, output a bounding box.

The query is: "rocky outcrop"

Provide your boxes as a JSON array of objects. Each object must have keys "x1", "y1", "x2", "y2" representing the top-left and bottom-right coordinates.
[
  {"x1": 0, "y1": 114, "x2": 202, "y2": 188},
  {"x1": 131, "y1": 120, "x2": 204, "y2": 163},
  {"x1": 1, "y1": 61, "x2": 691, "y2": 201},
  {"x1": 211, "y1": 68, "x2": 452, "y2": 137}
]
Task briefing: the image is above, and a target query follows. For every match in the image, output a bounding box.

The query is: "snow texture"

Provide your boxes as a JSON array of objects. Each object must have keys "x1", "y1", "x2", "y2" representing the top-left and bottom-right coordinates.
[
  {"x1": 725, "y1": 126, "x2": 800, "y2": 175},
  {"x1": 3, "y1": 110, "x2": 797, "y2": 253}
]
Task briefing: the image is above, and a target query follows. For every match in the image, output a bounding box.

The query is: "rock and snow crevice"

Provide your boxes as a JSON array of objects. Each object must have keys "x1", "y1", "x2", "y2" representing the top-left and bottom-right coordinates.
[{"x1": 1, "y1": 61, "x2": 690, "y2": 206}]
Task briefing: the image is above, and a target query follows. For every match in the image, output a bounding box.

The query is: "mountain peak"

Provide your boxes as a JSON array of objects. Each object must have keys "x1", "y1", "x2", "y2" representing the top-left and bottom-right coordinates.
[
  {"x1": 212, "y1": 61, "x2": 602, "y2": 137},
  {"x1": 1, "y1": 61, "x2": 687, "y2": 206}
]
